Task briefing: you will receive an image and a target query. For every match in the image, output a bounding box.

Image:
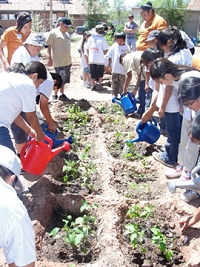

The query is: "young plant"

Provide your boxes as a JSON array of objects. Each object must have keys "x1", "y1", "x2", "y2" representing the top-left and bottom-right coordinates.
[
  {"x1": 50, "y1": 201, "x2": 98, "y2": 254},
  {"x1": 151, "y1": 227, "x2": 174, "y2": 261}
]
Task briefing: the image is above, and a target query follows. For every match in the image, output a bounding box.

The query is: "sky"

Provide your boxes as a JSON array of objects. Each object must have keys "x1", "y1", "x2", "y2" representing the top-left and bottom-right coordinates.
[{"x1": 108, "y1": 0, "x2": 138, "y2": 7}]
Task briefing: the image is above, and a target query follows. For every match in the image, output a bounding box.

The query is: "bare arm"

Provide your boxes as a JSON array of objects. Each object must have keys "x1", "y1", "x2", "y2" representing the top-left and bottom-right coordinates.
[
  {"x1": 46, "y1": 46, "x2": 53, "y2": 67},
  {"x1": 159, "y1": 85, "x2": 172, "y2": 117},
  {"x1": 122, "y1": 71, "x2": 132, "y2": 95},
  {"x1": 39, "y1": 94, "x2": 56, "y2": 132},
  {"x1": 180, "y1": 206, "x2": 200, "y2": 230},
  {"x1": 14, "y1": 115, "x2": 33, "y2": 134},
  {"x1": 25, "y1": 111, "x2": 45, "y2": 142},
  {"x1": 0, "y1": 39, "x2": 9, "y2": 70}
]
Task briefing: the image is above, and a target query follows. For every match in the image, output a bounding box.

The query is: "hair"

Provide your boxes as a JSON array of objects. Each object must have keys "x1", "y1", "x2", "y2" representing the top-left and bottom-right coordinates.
[
  {"x1": 178, "y1": 76, "x2": 200, "y2": 106},
  {"x1": 128, "y1": 13, "x2": 134, "y2": 18},
  {"x1": 0, "y1": 165, "x2": 14, "y2": 180},
  {"x1": 141, "y1": 48, "x2": 163, "y2": 63},
  {"x1": 157, "y1": 26, "x2": 186, "y2": 56},
  {"x1": 119, "y1": 51, "x2": 132, "y2": 64},
  {"x1": 140, "y1": 1, "x2": 154, "y2": 13},
  {"x1": 8, "y1": 61, "x2": 47, "y2": 80},
  {"x1": 16, "y1": 12, "x2": 32, "y2": 32},
  {"x1": 81, "y1": 31, "x2": 91, "y2": 53},
  {"x1": 191, "y1": 109, "x2": 200, "y2": 141},
  {"x1": 50, "y1": 72, "x2": 63, "y2": 89},
  {"x1": 114, "y1": 32, "x2": 126, "y2": 41},
  {"x1": 150, "y1": 58, "x2": 195, "y2": 80}
]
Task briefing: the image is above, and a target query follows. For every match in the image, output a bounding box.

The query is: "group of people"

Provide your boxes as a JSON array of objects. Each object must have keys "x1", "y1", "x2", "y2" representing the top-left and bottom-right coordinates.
[{"x1": 1, "y1": 1, "x2": 200, "y2": 265}]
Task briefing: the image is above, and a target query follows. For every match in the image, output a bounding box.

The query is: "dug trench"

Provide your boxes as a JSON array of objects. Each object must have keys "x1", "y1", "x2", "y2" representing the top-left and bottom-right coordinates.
[{"x1": 16, "y1": 99, "x2": 200, "y2": 267}]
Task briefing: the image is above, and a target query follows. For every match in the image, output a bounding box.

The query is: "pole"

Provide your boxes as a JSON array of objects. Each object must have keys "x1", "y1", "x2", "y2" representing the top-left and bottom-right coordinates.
[{"x1": 49, "y1": 0, "x2": 53, "y2": 30}]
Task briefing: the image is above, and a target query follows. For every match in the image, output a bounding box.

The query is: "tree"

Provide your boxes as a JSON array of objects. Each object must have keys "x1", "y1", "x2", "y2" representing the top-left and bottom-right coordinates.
[{"x1": 137, "y1": 0, "x2": 190, "y2": 30}]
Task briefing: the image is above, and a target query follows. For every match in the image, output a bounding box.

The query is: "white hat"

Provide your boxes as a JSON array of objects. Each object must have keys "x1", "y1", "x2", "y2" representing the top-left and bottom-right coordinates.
[
  {"x1": 0, "y1": 145, "x2": 21, "y2": 178},
  {"x1": 23, "y1": 33, "x2": 45, "y2": 47}
]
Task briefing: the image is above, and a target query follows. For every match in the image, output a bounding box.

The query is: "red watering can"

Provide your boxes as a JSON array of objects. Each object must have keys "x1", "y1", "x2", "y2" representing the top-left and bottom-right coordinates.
[{"x1": 20, "y1": 136, "x2": 71, "y2": 175}]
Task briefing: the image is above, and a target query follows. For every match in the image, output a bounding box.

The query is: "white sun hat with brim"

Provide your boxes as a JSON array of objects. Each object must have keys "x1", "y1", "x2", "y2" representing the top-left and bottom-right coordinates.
[
  {"x1": 0, "y1": 145, "x2": 21, "y2": 178},
  {"x1": 23, "y1": 32, "x2": 46, "y2": 47}
]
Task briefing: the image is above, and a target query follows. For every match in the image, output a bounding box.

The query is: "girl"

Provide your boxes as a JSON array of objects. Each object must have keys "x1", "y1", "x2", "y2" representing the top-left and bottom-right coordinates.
[
  {"x1": 150, "y1": 58, "x2": 200, "y2": 202},
  {"x1": 0, "y1": 12, "x2": 32, "y2": 70},
  {"x1": 80, "y1": 31, "x2": 92, "y2": 88}
]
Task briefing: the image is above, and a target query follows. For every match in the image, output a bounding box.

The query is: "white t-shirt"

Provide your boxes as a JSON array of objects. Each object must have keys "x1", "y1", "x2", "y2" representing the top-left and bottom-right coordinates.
[
  {"x1": 180, "y1": 30, "x2": 194, "y2": 50},
  {"x1": 80, "y1": 41, "x2": 89, "y2": 69},
  {"x1": 156, "y1": 49, "x2": 193, "y2": 113},
  {"x1": 107, "y1": 43, "x2": 130, "y2": 74},
  {"x1": 0, "y1": 178, "x2": 36, "y2": 266},
  {"x1": 86, "y1": 35, "x2": 109, "y2": 65},
  {"x1": 123, "y1": 51, "x2": 145, "y2": 80},
  {"x1": 11, "y1": 46, "x2": 53, "y2": 99},
  {"x1": 0, "y1": 72, "x2": 36, "y2": 128}
]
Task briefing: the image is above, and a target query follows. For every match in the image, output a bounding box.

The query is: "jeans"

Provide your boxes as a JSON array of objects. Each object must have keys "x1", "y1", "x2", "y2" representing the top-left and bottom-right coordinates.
[
  {"x1": 126, "y1": 37, "x2": 136, "y2": 51},
  {"x1": 0, "y1": 126, "x2": 15, "y2": 153},
  {"x1": 161, "y1": 112, "x2": 181, "y2": 165},
  {"x1": 145, "y1": 88, "x2": 153, "y2": 111},
  {"x1": 137, "y1": 80, "x2": 145, "y2": 114}
]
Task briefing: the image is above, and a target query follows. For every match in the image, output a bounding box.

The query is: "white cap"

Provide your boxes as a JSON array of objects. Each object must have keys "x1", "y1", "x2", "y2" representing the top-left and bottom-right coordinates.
[
  {"x1": 0, "y1": 145, "x2": 21, "y2": 178},
  {"x1": 23, "y1": 32, "x2": 45, "y2": 47}
]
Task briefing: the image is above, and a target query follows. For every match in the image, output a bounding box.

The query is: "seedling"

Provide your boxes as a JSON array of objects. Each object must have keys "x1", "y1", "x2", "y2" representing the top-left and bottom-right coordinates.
[
  {"x1": 122, "y1": 142, "x2": 142, "y2": 161},
  {"x1": 151, "y1": 227, "x2": 174, "y2": 261},
  {"x1": 50, "y1": 201, "x2": 98, "y2": 254},
  {"x1": 97, "y1": 103, "x2": 107, "y2": 113}
]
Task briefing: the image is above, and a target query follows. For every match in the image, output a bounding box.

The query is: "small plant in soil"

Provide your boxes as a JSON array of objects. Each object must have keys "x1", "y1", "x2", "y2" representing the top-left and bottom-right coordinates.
[
  {"x1": 123, "y1": 203, "x2": 179, "y2": 264},
  {"x1": 122, "y1": 142, "x2": 142, "y2": 161},
  {"x1": 50, "y1": 201, "x2": 98, "y2": 254},
  {"x1": 97, "y1": 103, "x2": 107, "y2": 114},
  {"x1": 64, "y1": 103, "x2": 89, "y2": 134}
]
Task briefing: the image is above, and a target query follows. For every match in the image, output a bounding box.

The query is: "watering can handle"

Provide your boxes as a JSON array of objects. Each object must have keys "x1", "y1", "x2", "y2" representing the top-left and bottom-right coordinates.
[
  {"x1": 40, "y1": 135, "x2": 54, "y2": 148},
  {"x1": 149, "y1": 117, "x2": 157, "y2": 126}
]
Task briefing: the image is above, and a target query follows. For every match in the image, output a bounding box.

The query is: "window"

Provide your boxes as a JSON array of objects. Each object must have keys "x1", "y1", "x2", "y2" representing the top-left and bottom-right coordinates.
[
  {"x1": 1, "y1": 14, "x2": 8, "y2": 20},
  {"x1": 8, "y1": 14, "x2": 15, "y2": 20}
]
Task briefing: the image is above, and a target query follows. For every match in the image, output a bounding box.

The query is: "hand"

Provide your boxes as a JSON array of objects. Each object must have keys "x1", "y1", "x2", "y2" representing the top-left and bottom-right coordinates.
[
  {"x1": 47, "y1": 122, "x2": 57, "y2": 133},
  {"x1": 141, "y1": 110, "x2": 153, "y2": 124},
  {"x1": 131, "y1": 88, "x2": 137, "y2": 96},
  {"x1": 47, "y1": 58, "x2": 53, "y2": 67},
  {"x1": 27, "y1": 127, "x2": 37, "y2": 139},
  {"x1": 36, "y1": 131, "x2": 45, "y2": 142},
  {"x1": 145, "y1": 84, "x2": 149, "y2": 92},
  {"x1": 179, "y1": 216, "x2": 191, "y2": 231},
  {"x1": 122, "y1": 89, "x2": 127, "y2": 95},
  {"x1": 158, "y1": 107, "x2": 165, "y2": 118}
]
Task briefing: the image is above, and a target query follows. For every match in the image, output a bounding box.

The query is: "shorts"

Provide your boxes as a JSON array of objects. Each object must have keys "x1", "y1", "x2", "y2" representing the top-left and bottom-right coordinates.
[
  {"x1": 111, "y1": 73, "x2": 125, "y2": 95},
  {"x1": 89, "y1": 64, "x2": 104, "y2": 80},
  {"x1": 55, "y1": 64, "x2": 72, "y2": 88},
  {"x1": 4, "y1": 213, "x2": 36, "y2": 266},
  {"x1": 83, "y1": 66, "x2": 90, "y2": 74},
  {"x1": 0, "y1": 127, "x2": 15, "y2": 153},
  {"x1": 11, "y1": 112, "x2": 28, "y2": 144}
]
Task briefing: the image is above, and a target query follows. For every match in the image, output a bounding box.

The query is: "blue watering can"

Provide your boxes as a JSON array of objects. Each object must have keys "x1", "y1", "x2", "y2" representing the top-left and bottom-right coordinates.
[
  {"x1": 112, "y1": 92, "x2": 137, "y2": 115},
  {"x1": 126, "y1": 117, "x2": 160, "y2": 144},
  {"x1": 41, "y1": 124, "x2": 73, "y2": 149}
]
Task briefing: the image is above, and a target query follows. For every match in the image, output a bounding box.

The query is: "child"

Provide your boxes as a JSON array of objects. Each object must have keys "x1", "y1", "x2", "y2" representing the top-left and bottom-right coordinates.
[
  {"x1": 107, "y1": 32, "x2": 130, "y2": 98},
  {"x1": 79, "y1": 31, "x2": 92, "y2": 88}
]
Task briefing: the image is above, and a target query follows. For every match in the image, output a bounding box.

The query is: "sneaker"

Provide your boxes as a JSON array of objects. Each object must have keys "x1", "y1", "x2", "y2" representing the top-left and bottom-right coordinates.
[
  {"x1": 180, "y1": 190, "x2": 200, "y2": 203},
  {"x1": 179, "y1": 170, "x2": 191, "y2": 182},
  {"x1": 52, "y1": 94, "x2": 58, "y2": 100},
  {"x1": 152, "y1": 151, "x2": 175, "y2": 168},
  {"x1": 165, "y1": 164, "x2": 182, "y2": 179},
  {"x1": 91, "y1": 84, "x2": 97, "y2": 91},
  {"x1": 86, "y1": 81, "x2": 91, "y2": 88},
  {"x1": 58, "y1": 94, "x2": 70, "y2": 101},
  {"x1": 167, "y1": 180, "x2": 176, "y2": 194}
]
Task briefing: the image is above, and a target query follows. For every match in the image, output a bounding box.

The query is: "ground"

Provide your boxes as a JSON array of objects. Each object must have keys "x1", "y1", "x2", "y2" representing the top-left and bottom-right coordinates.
[{"x1": 0, "y1": 37, "x2": 200, "y2": 267}]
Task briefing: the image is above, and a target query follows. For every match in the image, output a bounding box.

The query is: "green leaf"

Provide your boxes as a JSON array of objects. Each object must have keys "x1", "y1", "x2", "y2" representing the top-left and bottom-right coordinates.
[
  {"x1": 159, "y1": 242, "x2": 166, "y2": 253},
  {"x1": 165, "y1": 249, "x2": 174, "y2": 261},
  {"x1": 74, "y1": 233, "x2": 84, "y2": 246},
  {"x1": 75, "y1": 217, "x2": 84, "y2": 226},
  {"x1": 49, "y1": 227, "x2": 60, "y2": 236}
]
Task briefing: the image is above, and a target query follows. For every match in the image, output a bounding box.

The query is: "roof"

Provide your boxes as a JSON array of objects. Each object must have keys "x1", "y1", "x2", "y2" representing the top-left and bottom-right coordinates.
[
  {"x1": 0, "y1": 0, "x2": 86, "y2": 15},
  {"x1": 187, "y1": 0, "x2": 200, "y2": 11}
]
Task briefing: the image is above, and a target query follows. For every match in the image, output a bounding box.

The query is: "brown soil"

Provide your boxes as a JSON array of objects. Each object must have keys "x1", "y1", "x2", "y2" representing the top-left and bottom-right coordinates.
[{"x1": 0, "y1": 39, "x2": 200, "y2": 267}]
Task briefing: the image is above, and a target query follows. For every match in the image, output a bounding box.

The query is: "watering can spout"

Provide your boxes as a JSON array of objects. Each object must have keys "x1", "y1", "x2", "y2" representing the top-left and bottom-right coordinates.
[
  {"x1": 126, "y1": 136, "x2": 144, "y2": 144},
  {"x1": 112, "y1": 97, "x2": 122, "y2": 107},
  {"x1": 49, "y1": 141, "x2": 71, "y2": 163}
]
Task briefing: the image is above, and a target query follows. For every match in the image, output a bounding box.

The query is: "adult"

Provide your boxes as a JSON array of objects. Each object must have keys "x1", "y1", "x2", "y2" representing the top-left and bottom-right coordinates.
[
  {"x1": 0, "y1": 61, "x2": 46, "y2": 153},
  {"x1": 136, "y1": 1, "x2": 167, "y2": 51},
  {"x1": 85, "y1": 24, "x2": 109, "y2": 91},
  {"x1": 46, "y1": 17, "x2": 72, "y2": 101},
  {"x1": 10, "y1": 32, "x2": 56, "y2": 155},
  {"x1": 0, "y1": 12, "x2": 32, "y2": 70},
  {"x1": 0, "y1": 145, "x2": 36, "y2": 267},
  {"x1": 124, "y1": 14, "x2": 138, "y2": 51}
]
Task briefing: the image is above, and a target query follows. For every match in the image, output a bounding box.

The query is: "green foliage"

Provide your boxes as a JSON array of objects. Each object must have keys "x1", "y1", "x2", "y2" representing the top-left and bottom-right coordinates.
[
  {"x1": 105, "y1": 30, "x2": 115, "y2": 46},
  {"x1": 122, "y1": 142, "x2": 142, "y2": 161},
  {"x1": 151, "y1": 227, "x2": 174, "y2": 260},
  {"x1": 30, "y1": 12, "x2": 47, "y2": 32},
  {"x1": 126, "y1": 204, "x2": 154, "y2": 219},
  {"x1": 138, "y1": 0, "x2": 189, "y2": 30},
  {"x1": 50, "y1": 201, "x2": 98, "y2": 253}
]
